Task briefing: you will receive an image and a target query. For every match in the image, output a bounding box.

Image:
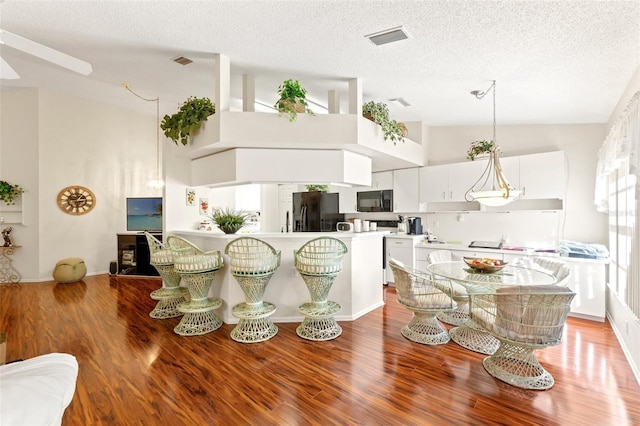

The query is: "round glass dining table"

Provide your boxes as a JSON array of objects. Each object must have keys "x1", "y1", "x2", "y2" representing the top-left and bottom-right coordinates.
[{"x1": 426, "y1": 261, "x2": 556, "y2": 355}]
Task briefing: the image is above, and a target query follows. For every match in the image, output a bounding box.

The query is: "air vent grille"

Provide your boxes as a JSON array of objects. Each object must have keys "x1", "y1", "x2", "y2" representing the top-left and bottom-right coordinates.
[
  {"x1": 365, "y1": 26, "x2": 409, "y2": 46},
  {"x1": 172, "y1": 56, "x2": 193, "y2": 66}
]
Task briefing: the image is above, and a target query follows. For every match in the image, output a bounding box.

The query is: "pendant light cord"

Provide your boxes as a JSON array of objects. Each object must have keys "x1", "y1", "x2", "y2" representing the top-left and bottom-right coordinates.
[{"x1": 123, "y1": 83, "x2": 162, "y2": 187}]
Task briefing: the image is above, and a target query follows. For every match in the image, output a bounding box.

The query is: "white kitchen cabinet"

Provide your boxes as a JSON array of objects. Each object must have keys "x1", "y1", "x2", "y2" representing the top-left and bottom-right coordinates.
[
  {"x1": 518, "y1": 151, "x2": 565, "y2": 199},
  {"x1": 335, "y1": 186, "x2": 359, "y2": 213},
  {"x1": 371, "y1": 171, "x2": 393, "y2": 190},
  {"x1": 393, "y1": 168, "x2": 420, "y2": 212},
  {"x1": 386, "y1": 236, "x2": 419, "y2": 284},
  {"x1": 419, "y1": 161, "x2": 483, "y2": 203},
  {"x1": 562, "y1": 257, "x2": 606, "y2": 321},
  {"x1": 419, "y1": 164, "x2": 448, "y2": 202},
  {"x1": 498, "y1": 156, "x2": 520, "y2": 190}
]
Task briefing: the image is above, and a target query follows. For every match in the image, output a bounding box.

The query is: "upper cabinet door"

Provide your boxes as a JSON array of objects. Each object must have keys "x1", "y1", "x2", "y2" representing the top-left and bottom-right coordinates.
[
  {"x1": 518, "y1": 151, "x2": 566, "y2": 199},
  {"x1": 499, "y1": 156, "x2": 520, "y2": 191},
  {"x1": 371, "y1": 171, "x2": 393, "y2": 190},
  {"x1": 336, "y1": 186, "x2": 359, "y2": 213},
  {"x1": 393, "y1": 168, "x2": 420, "y2": 212},
  {"x1": 419, "y1": 164, "x2": 449, "y2": 202},
  {"x1": 448, "y1": 161, "x2": 484, "y2": 202}
]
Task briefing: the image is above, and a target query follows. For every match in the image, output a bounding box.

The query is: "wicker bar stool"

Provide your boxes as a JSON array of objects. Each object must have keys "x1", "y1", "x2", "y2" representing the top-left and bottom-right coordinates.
[
  {"x1": 294, "y1": 237, "x2": 348, "y2": 341},
  {"x1": 144, "y1": 232, "x2": 189, "y2": 319},
  {"x1": 166, "y1": 236, "x2": 224, "y2": 336},
  {"x1": 225, "y1": 237, "x2": 281, "y2": 343}
]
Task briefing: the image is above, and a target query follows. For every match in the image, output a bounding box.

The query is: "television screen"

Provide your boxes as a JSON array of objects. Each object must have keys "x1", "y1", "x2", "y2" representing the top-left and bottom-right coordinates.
[{"x1": 126, "y1": 197, "x2": 163, "y2": 232}]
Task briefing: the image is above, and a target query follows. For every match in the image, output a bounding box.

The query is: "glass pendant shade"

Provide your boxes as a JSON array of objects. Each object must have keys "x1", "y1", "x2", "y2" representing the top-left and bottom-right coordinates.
[{"x1": 467, "y1": 150, "x2": 521, "y2": 206}]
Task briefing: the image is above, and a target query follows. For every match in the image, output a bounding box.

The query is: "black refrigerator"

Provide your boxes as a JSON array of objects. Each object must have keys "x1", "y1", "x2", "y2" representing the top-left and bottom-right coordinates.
[{"x1": 292, "y1": 191, "x2": 344, "y2": 232}]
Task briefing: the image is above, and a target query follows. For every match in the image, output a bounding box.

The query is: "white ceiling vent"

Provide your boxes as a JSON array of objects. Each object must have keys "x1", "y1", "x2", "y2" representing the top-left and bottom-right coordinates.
[
  {"x1": 365, "y1": 26, "x2": 409, "y2": 46},
  {"x1": 389, "y1": 97, "x2": 411, "y2": 107},
  {"x1": 172, "y1": 56, "x2": 193, "y2": 66}
]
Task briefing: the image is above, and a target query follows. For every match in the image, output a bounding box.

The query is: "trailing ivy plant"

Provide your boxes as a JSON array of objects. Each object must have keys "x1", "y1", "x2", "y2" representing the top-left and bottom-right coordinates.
[
  {"x1": 160, "y1": 97, "x2": 216, "y2": 146},
  {"x1": 362, "y1": 101, "x2": 405, "y2": 145},
  {"x1": 305, "y1": 184, "x2": 329, "y2": 192},
  {"x1": 0, "y1": 180, "x2": 24, "y2": 205},
  {"x1": 274, "y1": 79, "x2": 314, "y2": 122},
  {"x1": 467, "y1": 140, "x2": 496, "y2": 160}
]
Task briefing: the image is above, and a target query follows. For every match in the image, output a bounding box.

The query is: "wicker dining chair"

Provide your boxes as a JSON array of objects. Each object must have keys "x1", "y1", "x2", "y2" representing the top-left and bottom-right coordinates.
[
  {"x1": 166, "y1": 235, "x2": 224, "y2": 336},
  {"x1": 144, "y1": 232, "x2": 189, "y2": 319},
  {"x1": 224, "y1": 237, "x2": 281, "y2": 343},
  {"x1": 511, "y1": 257, "x2": 571, "y2": 285},
  {"x1": 426, "y1": 250, "x2": 469, "y2": 326},
  {"x1": 294, "y1": 237, "x2": 348, "y2": 341},
  {"x1": 388, "y1": 258, "x2": 457, "y2": 345},
  {"x1": 470, "y1": 285, "x2": 576, "y2": 390}
]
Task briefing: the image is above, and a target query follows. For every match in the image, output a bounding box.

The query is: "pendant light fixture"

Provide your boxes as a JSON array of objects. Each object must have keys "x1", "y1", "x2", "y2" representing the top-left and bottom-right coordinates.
[
  {"x1": 123, "y1": 84, "x2": 164, "y2": 189},
  {"x1": 465, "y1": 80, "x2": 521, "y2": 207}
]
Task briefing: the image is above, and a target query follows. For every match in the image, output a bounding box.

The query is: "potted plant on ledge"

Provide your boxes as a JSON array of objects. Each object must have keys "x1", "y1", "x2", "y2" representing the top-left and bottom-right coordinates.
[
  {"x1": 209, "y1": 207, "x2": 251, "y2": 234},
  {"x1": 466, "y1": 140, "x2": 496, "y2": 160},
  {"x1": 0, "y1": 180, "x2": 24, "y2": 205},
  {"x1": 305, "y1": 184, "x2": 329, "y2": 192},
  {"x1": 274, "y1": 79, "x2": 314, "y2": 122},
  {"x1": 160, "y1": 96, "x2": 216, "y2": 146},
  {"x1": 362, "y1": 101, "x2": 406, "y2": 145}
]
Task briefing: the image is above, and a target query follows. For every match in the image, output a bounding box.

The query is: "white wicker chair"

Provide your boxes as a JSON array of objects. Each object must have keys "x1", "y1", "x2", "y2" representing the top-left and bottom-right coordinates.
[
  {"x1": 511, "y1": 257, "x2": 571, "y2": 285},
  {"x1": 389, "y1": 258, "x2": 457, "y2": 345},
  {"x1": 144, "y1": 232, "x2": 189, "y2": 319},
  {"x1": 294, "y1": 237, "x2": 348, "y2": 341},
  {"x1": 225, "y1": 237, "x2": 281, "y2": 343},
  {"x1": 427, "y1": 250, "x2": 469, "y2": 326},
  {"x1": 470, "y1": 285, "x2": 576, "y2": 390},
  {"x1": 166, "y1": 235, "x2": 224, "y2": 336}
]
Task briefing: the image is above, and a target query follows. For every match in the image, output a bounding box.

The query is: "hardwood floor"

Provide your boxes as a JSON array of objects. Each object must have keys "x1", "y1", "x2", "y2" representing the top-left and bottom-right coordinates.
[{"x1": 1, "y1": 275, "x2": 639, "y2": 425}]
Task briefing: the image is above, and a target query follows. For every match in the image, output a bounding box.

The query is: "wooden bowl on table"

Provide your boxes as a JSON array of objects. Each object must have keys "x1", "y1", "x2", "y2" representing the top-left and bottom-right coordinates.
[{"x1": 463, "y1": 257, "x2": 508, "y2": 273}]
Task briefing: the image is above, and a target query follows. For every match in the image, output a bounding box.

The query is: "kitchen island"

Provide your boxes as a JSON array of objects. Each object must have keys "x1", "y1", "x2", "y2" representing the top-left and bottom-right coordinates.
[{"x1": 169, "y1": 230, "x2": 386, "y2": 324}]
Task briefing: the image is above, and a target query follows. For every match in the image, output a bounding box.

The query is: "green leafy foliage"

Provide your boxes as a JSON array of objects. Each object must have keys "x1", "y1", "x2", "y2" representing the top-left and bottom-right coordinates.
[
  {"x1": 274, "y1": 79, "x2": 314, "y2": 122},
  {"x1": 305, "y1": 184, "x2": 329, "y2": 192},
  {"x1": 0, "y1": 180, "x2": 24, "y2": 205},
  {"x1": 208, "y1": 207, "x2": 250, "y2": 234},
  {"x1": 467, "y1": 140, "x2": 496, "y2": 160},
  {"x1": 160, "y1": 97, "x2": 216, "y2": 146},
  {"x1": 362, "y1": 101, "x2": 405, "y2": 145}
]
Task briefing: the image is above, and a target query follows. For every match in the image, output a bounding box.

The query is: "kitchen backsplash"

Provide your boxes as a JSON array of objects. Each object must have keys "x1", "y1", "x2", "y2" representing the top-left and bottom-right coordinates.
[{"x1": 346, "y1": 210, "x2": 562, "y2": 249}]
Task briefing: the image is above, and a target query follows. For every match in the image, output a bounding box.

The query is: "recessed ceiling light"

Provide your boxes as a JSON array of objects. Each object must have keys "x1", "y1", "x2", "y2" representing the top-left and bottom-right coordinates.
[
  {"x1": 364, "y1": 26, "x2": 409, "y2": 46},
  {"x1": 389, "y1": 97, "x2": 411, "y2": 107},
  {"x1": 172, "y1": 56, "x2": 193, "y2": 66}
]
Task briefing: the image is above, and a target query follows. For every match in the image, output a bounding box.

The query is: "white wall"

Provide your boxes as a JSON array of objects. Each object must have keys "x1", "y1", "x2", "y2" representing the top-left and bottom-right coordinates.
[
  {"x1": 1, "y1": 89, "x2": 162, "y2": 280},
  {"x1": 426, "y1": 124, "x2": 608, "y2": 245}
]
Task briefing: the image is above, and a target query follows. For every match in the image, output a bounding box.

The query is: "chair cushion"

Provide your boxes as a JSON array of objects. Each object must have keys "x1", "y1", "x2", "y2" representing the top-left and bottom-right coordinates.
[
  {"x1": 492, "y1": 285, "x2": 574, "y2": 344},
  {"x1": 0, "y1": 353, "x2": 78, "y2": 426}
]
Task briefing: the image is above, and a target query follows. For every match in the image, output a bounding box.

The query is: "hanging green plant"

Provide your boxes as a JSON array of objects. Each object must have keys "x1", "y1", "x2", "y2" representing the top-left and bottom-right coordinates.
[
  {"x1": 467, "y1": 140, "x2": 496, "y2": 160},
  {"x1": 160, "y1": 96, "x2": 216, "y2": 146},
  {"x1": 305, "y1": 184, "x2": 329, "y2": 192},
  {"x1": 274, "y1": 79, "x2": 314, "y2": 122},
  {"x1": 362, "y1": 101, "x2": 405, "y2": 145},
  {"x1": 0, "y1": 180, "x2": 24, "y2": 205}
]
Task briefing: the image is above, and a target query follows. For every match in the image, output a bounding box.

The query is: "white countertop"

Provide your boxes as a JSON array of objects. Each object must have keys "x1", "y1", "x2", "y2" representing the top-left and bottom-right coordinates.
[{"x1": 171, "y1": 229, "x2": 390, "y2": 240}]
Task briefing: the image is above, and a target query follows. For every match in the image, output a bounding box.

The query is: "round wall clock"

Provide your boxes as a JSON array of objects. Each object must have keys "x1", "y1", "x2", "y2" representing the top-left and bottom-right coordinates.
[{"x1": 57, "y1": 185, "x2": 96, "y2": 215}]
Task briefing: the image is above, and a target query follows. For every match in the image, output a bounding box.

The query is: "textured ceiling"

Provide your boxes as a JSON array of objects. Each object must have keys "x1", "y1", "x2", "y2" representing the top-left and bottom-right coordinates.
[{"x1": 0, "y1": 0, "x2": 639, "y2": 126}]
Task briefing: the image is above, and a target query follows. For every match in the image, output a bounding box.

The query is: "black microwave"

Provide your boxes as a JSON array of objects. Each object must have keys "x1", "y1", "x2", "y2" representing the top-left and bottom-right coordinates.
[{"x1": 356, "y1": 190, "x2": 393, "y2": 212}]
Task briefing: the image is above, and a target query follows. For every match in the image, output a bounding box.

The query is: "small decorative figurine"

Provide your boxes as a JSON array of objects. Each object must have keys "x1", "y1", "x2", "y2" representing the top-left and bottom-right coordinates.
[{"x1": 2, "y1": 227, "x2": 13, "y2": 247}]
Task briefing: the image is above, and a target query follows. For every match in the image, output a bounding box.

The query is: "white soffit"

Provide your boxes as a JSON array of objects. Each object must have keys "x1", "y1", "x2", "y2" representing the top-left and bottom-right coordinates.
[{"x1": 191, "y1": 149, "x2": 372, "y2": 188}]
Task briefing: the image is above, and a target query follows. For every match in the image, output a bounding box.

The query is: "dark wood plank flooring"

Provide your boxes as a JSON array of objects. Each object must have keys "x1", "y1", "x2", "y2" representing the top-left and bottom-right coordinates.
[{"x1": 1, "y1": 275, "x2": 639, "y2": 425}]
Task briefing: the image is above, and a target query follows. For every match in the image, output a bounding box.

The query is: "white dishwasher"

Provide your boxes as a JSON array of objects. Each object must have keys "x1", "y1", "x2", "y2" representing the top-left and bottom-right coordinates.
[{"x1": 385, "y1": 235, "x2": 422, "y2": 284}]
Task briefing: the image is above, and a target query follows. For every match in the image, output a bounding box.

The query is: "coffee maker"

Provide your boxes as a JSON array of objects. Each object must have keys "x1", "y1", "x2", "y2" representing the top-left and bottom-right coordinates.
[{"x1": 407, "y1": 217, "x2": 422, "y2": 235}]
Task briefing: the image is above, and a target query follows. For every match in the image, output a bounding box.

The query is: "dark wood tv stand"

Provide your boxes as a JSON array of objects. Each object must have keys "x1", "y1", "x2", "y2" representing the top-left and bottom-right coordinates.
[{"x1": 117, "y1": 233, "x2": 161, "y2": 276}]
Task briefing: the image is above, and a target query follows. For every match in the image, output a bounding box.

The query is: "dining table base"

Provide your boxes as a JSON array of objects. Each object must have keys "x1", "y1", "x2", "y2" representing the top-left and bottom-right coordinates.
[{"x1": 449, "y1": 321, "x2": 500, "y2": 355}]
